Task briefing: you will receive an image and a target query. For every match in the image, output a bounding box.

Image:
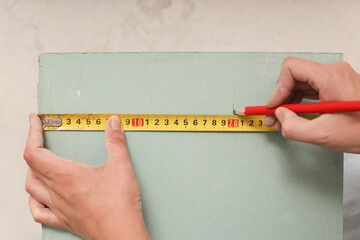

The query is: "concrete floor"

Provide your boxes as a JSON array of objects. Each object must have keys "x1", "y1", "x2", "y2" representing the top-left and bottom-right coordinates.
[{"x1": 1, "y1": 0, "x2": 360, "y2": 239}]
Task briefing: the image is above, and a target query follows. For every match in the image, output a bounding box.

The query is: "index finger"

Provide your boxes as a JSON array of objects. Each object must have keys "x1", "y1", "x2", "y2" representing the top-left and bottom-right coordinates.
[
  {"x1": 25, "y1": 113, "x2": 45, "y2": 149},
  {"x1": 267, "y1": 57, "x2": 326, "y2": 108},
  {"x1": 24, "y1": 114, "x2": 62, "y2": 177}
]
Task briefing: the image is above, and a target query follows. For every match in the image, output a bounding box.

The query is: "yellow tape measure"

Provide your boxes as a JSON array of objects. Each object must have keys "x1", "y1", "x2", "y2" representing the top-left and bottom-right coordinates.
[{"x1": 40, "y1": 114, "x2": 316, "y2": 132}]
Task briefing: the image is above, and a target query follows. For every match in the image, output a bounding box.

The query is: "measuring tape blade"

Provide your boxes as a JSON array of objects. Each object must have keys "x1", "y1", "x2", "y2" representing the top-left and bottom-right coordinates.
[{"x1": 40, "y1": 114, "x2": 316, "y2": 132}]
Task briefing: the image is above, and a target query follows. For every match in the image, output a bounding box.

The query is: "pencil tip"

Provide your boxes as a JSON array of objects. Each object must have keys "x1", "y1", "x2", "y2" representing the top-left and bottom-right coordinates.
[{"x1": 234, "y1": 108, "x2": 245, "y2": 115}]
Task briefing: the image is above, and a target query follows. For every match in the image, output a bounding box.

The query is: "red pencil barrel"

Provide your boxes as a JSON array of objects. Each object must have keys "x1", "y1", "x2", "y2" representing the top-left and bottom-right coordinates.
[{"x1": 244, "y1": 101, "x2": 360, "y2": 115}]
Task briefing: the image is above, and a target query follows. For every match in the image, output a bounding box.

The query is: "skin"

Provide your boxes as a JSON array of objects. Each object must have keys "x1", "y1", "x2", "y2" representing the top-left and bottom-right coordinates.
[
  {"x1": 24, "y1": 57, "x2": 360, "y2": 238},
  {"x1": 24, "y1": 114, "x2": 150, "y2": 240},
  {"x1": 264, "y1": 57, "x2": 360, "y2": 153}
]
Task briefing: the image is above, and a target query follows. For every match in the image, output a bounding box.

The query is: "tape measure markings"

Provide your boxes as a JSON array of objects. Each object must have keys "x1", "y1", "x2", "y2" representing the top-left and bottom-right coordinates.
[{"x1": 41, "y1": 114, "x2": 316, "y2": 132}]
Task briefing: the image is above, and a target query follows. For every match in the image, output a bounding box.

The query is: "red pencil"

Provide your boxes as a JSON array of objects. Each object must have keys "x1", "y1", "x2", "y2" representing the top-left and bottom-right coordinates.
[{"x1": 234, "y1": 101, "x2": 360, "y2": 115}]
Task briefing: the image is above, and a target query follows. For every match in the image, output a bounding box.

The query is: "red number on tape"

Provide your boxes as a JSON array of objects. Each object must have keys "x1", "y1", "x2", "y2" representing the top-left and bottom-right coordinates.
[
  {"x1": 228, "y1": 119, "x2": 239, "y2": 128},
  {"x1": 132, "y1": 118, "x2": 144, "y2": 127}
]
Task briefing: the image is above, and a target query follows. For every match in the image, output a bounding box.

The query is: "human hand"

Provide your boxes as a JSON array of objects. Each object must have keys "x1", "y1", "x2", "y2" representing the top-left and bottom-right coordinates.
[
  {"x1": 24, "y1": 114, "x2": 150, "y2": 240},
  {"x1": 264, "y1": 57, "x2": 360, "y2": 153}
]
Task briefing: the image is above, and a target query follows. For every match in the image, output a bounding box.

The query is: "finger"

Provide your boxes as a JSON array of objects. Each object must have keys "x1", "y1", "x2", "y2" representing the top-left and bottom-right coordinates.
[
  {"x1": 264, "y1": 90, "x2": 304, "y2": 128},
  {"x1": 24, "y1": 113, "x2": 58, "y2": 168},
  {"x1": 25, "y1": 113, "x2": 44, "y2": 149},
  {"x1": 24, "y1": 114, "x2": 72, "y2": 180},
  {"x1": 287, "y1": 90, "x2": 304, "y2": 105},
  {"x1": 283, "y1": 90, "x2": 297, "y2": 104},
  {"x1": 274, "y1": 120, "x2": 282, "y2": 131},
  {"x1": 267, "y1": 57, "x2": 325, "y2": 108},
  {"x1": 105, "y1": 116, "x2": 131, "y2": 165},
  {"x1": 25, "y1": 169, "x2": 52, "y2": 206},
  {"x1": 264, "y1": 115, "x2": 277, "y2": 128},
  {"x1": 29, "y1": 196, "x2": 62, "y2": 228},
  {"x1": 275, "y1": 107, "x2": 323, "y2": 143}
]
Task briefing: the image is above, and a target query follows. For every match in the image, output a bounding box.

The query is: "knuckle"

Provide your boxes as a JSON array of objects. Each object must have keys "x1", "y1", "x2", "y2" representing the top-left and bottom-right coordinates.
[
  {"x1": 32, "y1": 213, "x2": 42, "y2": 223},
  {"x1": 282, "y1": 56, "x2": 296, "y2": 67},
  {"x1": 23, "y1": 148, "x2": 35, "y2": 162},
  {"x1": 109, "y1": 131, "x2": 126, "y2": 146},
  {"x1": 327, "y1": 61, "x2": 351, "y2": 81},
  {"x1": 25, "y1": 182, "x2": 32, "y2": 194},
  {"x1": 335, "y1": 60, "x2": 351, "y2": 70}
]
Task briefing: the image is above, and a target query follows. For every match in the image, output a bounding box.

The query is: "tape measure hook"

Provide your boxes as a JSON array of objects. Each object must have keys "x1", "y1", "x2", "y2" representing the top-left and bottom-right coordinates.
[{"x1": 39, "y1": 115, "x2": 62, "y2": 129}]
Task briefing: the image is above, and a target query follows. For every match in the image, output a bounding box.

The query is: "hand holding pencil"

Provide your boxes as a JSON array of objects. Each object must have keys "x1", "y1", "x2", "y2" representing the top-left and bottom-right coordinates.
[{"x1": 258, "y1": 57, "x2": 360, "y2": 153}]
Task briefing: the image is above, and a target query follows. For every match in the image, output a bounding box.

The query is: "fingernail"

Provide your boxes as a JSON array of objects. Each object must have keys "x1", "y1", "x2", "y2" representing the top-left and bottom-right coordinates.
[{"x1": 111, "y1": 116, "x2": 121, "y2": 130}]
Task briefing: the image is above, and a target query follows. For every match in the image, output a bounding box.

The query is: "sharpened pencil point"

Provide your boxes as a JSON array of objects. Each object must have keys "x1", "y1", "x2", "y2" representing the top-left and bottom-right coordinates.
[{"x1": 234, "y1": 107, "x2": 245, "y2": 115}]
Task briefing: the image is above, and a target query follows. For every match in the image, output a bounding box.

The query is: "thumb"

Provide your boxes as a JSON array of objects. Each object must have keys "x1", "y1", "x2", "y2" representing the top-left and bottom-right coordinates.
[
  {"x1": 105, "y1": 115, "x2": 130, "y2": 164},
  {"x1": 275, "y1": 107, "x2": 319, "y2": 143}
]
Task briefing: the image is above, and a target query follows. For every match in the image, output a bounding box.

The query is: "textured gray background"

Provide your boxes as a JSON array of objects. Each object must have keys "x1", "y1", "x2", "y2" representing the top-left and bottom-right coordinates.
[{"x1": 1, "y1": 1, "x2": 360, "y2": 239}]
